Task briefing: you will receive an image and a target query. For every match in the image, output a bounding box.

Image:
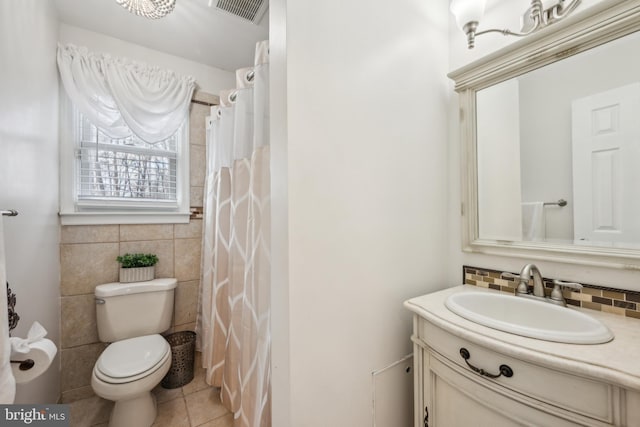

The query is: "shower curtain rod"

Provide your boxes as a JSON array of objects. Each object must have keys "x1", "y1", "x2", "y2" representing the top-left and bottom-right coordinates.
[
  {"x1": 191, "y1": 99, "x2": 217, "y2": 107},
  {"x1": 1, "y1": 209, "x2": 18, "y2": 216}
]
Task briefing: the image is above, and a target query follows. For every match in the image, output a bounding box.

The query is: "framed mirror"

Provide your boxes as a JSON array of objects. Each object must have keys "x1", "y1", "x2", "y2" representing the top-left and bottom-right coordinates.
[{"x1": 449, "y1": 0, "x2": 640, "y2": 268}]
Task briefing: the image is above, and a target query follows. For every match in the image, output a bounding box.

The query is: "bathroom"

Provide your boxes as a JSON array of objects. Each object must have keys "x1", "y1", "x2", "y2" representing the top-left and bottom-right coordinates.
[{"x1": 1, "y1": 0, "x2": 640, "y2": 426}]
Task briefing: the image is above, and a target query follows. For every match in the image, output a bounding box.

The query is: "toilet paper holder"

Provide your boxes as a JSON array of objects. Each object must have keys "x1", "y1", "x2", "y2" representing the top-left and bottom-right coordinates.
[
  {"x1": 8, "y1": 320, "x2": 58, "y2": 383},
  {"x1": 10, "y1": 358, "x2": 35, "y2": 371}
]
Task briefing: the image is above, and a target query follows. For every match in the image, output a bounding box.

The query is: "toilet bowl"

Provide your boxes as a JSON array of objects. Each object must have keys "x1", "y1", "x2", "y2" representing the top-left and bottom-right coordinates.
[
  {"x1": 92, "y1": 334, "x2": 172, "y2": 427},
  {"x1": 91, "y1": 278, "x2": 177, "y2": 427}
]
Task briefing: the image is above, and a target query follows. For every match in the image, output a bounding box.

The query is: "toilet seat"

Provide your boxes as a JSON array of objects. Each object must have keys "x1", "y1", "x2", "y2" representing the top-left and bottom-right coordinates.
[{"x1": 95, "y1": 334, "x2": 170, "y2": 384}]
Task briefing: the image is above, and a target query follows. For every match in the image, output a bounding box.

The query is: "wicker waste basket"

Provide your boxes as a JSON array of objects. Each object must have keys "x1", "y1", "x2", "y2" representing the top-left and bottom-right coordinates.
[{"x1": 161, "y1": 331, "x2": 196, "y2": 389}]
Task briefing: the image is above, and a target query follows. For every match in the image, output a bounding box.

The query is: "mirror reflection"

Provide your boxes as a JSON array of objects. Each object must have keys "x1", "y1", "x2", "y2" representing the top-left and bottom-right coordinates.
[{"x1": 476, "y1": 30, "x2": 640, "y2": 249}]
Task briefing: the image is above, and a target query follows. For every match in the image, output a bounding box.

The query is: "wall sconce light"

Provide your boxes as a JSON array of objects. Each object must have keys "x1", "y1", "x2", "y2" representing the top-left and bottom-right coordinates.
[{"x1": 450, "y1": 0, "x2": 582, "y2": 49}]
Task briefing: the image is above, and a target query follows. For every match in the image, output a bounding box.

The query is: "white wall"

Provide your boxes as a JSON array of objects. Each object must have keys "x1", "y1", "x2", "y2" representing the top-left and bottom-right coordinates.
[
  {"x1": 268, "y1": 0, "x2": 290, "y2": 424},
  {"x1": 0, "y1": 0, "x2": 61, "y2": 403},
  {"x1": 270, "y1": 0, "x2": 450, "y2": 425},
  {"x1": 58, "y1": 24, "x2": 235, "y2": 95},
  {"x1": 447, "y1": 0, "x2": 640, "y2": 291}
]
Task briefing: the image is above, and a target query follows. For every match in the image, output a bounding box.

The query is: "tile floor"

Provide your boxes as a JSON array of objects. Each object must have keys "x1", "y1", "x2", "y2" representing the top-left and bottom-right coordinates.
[{"x1": 70, "y1": 352, "x2": 233, "y2": 427}]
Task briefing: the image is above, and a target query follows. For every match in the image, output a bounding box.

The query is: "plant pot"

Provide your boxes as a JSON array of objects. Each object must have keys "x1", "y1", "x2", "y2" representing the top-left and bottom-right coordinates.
[{"x1": 119, "y1": 266, "x2": 155, "y2": 283}]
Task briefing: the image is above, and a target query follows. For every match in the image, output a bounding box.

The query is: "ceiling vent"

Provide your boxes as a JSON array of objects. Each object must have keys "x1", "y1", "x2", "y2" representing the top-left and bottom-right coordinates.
[{"x1": 214, "y1": 0, "x2": 268, "y2": 24}]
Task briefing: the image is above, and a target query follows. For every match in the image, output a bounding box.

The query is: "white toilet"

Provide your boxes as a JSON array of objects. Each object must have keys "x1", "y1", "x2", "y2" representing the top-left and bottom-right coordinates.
[{"x1": 91, "y1": 278, "x2": 178, "y2": 427}]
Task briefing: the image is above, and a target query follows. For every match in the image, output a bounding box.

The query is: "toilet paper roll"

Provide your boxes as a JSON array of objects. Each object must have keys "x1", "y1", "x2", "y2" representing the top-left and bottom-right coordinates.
[{"x1": 10, "y1": 338, "x2": 57, "y2": 384}]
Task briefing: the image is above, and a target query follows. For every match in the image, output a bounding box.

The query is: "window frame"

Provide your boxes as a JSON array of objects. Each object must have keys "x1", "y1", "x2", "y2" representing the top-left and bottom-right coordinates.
[{"x1": 59, "y1": 95, "x2": 190, "y2": 225}]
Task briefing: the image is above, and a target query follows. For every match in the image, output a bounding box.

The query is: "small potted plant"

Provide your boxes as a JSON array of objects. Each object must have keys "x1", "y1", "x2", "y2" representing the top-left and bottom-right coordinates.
[{"x1": 116, "y1": 253, "x2": 159, "y2": 283}]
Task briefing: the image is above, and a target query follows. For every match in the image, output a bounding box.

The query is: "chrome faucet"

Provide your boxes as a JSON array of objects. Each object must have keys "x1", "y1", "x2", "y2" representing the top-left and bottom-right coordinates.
[{"x1": 501, "y1": 264, "x2": 583, "y2": 306}]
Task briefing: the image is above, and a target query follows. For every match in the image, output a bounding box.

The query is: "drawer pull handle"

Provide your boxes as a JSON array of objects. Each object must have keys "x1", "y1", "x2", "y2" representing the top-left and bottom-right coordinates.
[{"x1": 459, "y1": 348, "x2": 514, "y2": 379}]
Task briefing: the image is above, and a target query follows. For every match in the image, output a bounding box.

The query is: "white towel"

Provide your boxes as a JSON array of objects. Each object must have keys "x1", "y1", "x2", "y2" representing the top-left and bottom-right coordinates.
[
  {"x1": 522, "y1": 202, "x2": 546, "y2": 241},
  {"x1": 0, "y1": 219, "x2": 16, "y2": 403}
]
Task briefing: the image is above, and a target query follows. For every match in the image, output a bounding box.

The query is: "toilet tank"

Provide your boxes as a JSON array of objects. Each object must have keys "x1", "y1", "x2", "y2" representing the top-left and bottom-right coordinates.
[{"x1": 95, "y1": 278, "x2": 178, "y2": 342}]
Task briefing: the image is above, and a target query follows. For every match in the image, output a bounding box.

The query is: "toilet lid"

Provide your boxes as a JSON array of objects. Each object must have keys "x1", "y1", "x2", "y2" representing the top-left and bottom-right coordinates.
[{"x1": 97, "y1": 334, "x2": 169, "y2": 379}]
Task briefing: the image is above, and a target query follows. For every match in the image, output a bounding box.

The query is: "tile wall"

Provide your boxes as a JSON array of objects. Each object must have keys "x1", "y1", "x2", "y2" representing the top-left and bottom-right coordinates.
[
  {"x1": 464, "y1": 265, "x2": 640, "y2": 319},
  {"x1": 59, "y1": 91, "x2": 217, "y2": 403}
]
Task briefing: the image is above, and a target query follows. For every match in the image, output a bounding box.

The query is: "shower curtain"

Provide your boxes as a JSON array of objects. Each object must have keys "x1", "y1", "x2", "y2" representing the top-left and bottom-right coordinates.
[{"x1": 197, "y1": 41, "x2": 270, "y2": 427}]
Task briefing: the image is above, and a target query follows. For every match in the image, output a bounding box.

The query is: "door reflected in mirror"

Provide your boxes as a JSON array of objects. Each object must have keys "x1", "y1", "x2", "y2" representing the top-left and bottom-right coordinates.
[{"x1": 476, "y1": 30, "x2": 640, "y2": 250}]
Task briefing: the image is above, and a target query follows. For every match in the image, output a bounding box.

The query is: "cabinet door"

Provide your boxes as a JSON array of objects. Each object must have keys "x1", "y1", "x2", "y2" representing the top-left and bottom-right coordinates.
[
  {"x1": 625, "y1": 389, "x2": 640, "y2": 425},
  {"x1": 424, "y1": 351, "x2": 585, "y2": 427}
]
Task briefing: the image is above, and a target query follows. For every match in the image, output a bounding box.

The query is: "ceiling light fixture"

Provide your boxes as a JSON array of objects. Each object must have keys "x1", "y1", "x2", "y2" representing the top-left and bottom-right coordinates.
[
  {"x1": 115, "y1": 0, "x2": 177, "y2": 19},
  {"x1": 450, "y1": 0, "x2": 582, "y2": 49}
]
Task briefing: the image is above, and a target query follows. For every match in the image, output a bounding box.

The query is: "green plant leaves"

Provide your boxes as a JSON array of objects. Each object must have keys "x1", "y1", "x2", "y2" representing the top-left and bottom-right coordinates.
[{"x1": 116, "y1": 253, "x2": 159, "y2": 268}]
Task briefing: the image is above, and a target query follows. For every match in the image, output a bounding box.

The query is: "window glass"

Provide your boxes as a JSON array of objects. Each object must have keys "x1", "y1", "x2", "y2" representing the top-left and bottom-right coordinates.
[{"x1": 76, "y1": 112, "x2": 180, "y2": 203}]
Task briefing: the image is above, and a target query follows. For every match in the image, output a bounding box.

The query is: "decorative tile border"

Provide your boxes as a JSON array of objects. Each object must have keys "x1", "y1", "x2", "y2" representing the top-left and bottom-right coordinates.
[
  {"x1": 190, "y1": 207, "x2": 204, "y2": 220},
  {"x1": 463, "y1": 265, "x2": 640, "y2": 320}
]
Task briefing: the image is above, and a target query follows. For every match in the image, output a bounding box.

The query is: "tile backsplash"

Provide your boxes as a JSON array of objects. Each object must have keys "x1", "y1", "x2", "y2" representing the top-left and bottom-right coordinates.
[{"x1": 464, "y1": 266, "x2": 640, "y2": 320}]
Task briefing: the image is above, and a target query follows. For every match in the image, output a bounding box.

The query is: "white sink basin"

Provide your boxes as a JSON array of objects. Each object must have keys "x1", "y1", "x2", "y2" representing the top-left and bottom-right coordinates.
[{"x1": 445, "y1": 291, "x2": 614, "y2": 344}]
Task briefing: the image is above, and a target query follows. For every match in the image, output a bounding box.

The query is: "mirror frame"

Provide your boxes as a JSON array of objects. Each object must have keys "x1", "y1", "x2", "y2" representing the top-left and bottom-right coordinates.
[{"x1": 449, "y1": 0, "x2": 640, "y2": 269}]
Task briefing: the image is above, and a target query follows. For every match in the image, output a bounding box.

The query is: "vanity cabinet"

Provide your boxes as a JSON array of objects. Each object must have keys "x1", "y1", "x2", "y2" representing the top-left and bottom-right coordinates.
[{"x1": 406, "y1": 287, "x2": 640, "y2": 427}]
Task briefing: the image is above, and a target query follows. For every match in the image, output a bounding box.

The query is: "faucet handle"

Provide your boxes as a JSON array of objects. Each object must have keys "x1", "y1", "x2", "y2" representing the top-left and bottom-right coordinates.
[
  {"x1": 500, "y1": 272, "x2": 519, "y2": 280},
  {"x1": 550, "y1": 279, "x2": 583, "y2": 304},
  {"x1": 552, "y1": 279, "x2": 583, "y2": 291}
]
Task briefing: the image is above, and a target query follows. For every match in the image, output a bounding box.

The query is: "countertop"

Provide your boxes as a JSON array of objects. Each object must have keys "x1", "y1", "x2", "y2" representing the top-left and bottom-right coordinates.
[{"x1": 404, "y1": 285, "x2": 640, "y2": 391}]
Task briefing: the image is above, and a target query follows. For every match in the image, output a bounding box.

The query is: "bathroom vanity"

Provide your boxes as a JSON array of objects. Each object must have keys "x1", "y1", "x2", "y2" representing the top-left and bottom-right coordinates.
[{"x1": 405, "y1": 286, "x2": 640, "y2": 427}]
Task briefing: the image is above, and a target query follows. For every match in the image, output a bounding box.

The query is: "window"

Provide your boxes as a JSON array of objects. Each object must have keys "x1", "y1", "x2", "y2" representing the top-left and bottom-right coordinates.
[
  {"x1": 77, "y1": 113, "x2": 178, "y2": 204},
  {"x1": 59, "y1": 104, "x2": 190, "y2": 225}
]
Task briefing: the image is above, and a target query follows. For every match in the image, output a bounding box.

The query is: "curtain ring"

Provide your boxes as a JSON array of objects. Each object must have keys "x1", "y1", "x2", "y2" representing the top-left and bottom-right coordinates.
[{"x1": 246, "y1": 70, "x2": 255, "y2": 82}]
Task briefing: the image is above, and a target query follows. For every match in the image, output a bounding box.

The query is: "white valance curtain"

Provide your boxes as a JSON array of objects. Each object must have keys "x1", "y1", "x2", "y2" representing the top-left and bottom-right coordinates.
[
  {"x1": 197, "y1": 40, "x2": 270, "y2": 427},
  {"x1": 56, "y1": 43, "x2": 196, "y2": 143}
]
